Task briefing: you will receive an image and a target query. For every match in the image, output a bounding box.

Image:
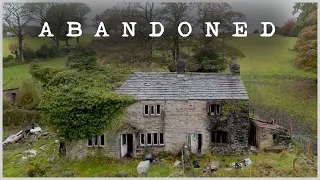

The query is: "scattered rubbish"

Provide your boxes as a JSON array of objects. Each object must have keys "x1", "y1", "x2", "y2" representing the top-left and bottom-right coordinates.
[
  {"x1": 55, "y1": 140, "x2": 59, "y2": 144},
  {"x1": 48, "y1": 156, "x2": 54, "y2": 163},
  {"x1": 144, "y1": 154, "x2": 153, "y2": 162},
  {"x1": 24, "y1": 150, "x2": 37, "y2": 157},
  {"x1": 173, "y1": 160, "x2": 181, "y2": 167},
  {"x1": 210, "y1": 161, "x2": 220, "y2": 171},
  {"x1": 22, "y1": 156, "x2": 28, "y2": 160},
  {"x1": 137, "y1": 160, "x2": 150, "y2": 175},
  {"x1": 3, "y1": 131, "x2": 24, "y2": 145},
  {"x1": 244, "y1": 158, "x2": 252, "y2": 167},
  {"x1": 40, "y1": 146, "x2": 46, "y2": 150},
  {"x1": 193, "y1": 160, "x2": 200, "y2": 168},
  {"x1": 30, "y1": 127, "x2": 42, "y2": 133}
]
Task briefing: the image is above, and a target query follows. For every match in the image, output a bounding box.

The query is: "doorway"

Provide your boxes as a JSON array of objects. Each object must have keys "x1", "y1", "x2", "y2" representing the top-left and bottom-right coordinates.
[
  {"x1": 189, "y1": 133, "x2": 202, "y2": 154},
  {"x1": 197, "y1": 134, "x2": 202, "y2": 153},
  {"x1": 121, "y1": 134, "x2": 134, "y2": 157}
]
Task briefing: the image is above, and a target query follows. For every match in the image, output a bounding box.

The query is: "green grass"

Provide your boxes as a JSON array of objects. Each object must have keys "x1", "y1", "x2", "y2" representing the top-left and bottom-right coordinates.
[
  {"x1": 3, "y1": 34, "x2": 94, "y2": 57},
  {"x1": 3, "y1": 126, "x2": 316, "y2": 177},
  {"x1": 3, "y1": 56, "x2": 67, "y2": 89}
]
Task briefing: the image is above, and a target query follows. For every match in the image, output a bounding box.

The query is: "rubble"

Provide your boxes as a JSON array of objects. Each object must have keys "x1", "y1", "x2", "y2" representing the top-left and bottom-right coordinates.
[
  {"x1": 210, "y1": 161, "x2": 220, "y2": 171},
  {"x1": 137, "y1": 160, "x2": 150, "y2": 175},
  {"x1": 173, "y1": 160, "x2": 181, "y2": 167},
  {"x1": 24, "y1": 150, "x2": 37, "y2": 157}
]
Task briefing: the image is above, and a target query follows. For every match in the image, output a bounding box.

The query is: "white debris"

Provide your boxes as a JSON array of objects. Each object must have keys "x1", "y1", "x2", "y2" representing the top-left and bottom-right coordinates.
[
  {"x1": 244, "y1": 158, "x2": 252, "y2": 167},
  {"x1": 3, "y1": 131, "x2": 24, "y2": 145},
  {"x1": 22, "y1": 156, "x2": 28, "y2": 160},
  {"x1": 55, "y1": 140, "x2": 59, "y2": 144},
  {"x1": 137, "y1": 160, "x2": 150, "y2": 175},
  {"x1": 173, "y1": 160, "x2": 181, "y2": 167},
  {"x1": 210, "y1": 161, "x2": 220, "y2": 171},
  {"x1": 24, "y1": 150, "x2": 37, "y2": 157},
  {"x1": 30, "y1": 127, "x2": 42, "y2": 133}
]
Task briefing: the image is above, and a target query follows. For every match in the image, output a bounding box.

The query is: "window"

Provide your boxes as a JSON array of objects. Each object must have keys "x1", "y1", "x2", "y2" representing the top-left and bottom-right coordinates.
[
  {"x1": 210, "y1": 104, "x2": 221, "y2": 115},
  {"x1": 122, "y1": 134, "x2": 127, "y2": 145},
  {"x1": 150, "y1": 105, "x2": 155, "y2": 115},
  {"x1": 211, "y1": 131, "x2": 228, "y2": 143},
  {"x1": 140, "y1": 133, "x2": 145, "y2": 146},
  {"x1": 11, "y1": 93, "x2": 16, "y2": 103},
  {"x1": 140, "y1": 133, "x2": 164, "y2": 146},
  {"x1": 156, "y1": 105, "x2": 161, "y2": 115},
  {"x1": 147, "y1": 133, "x2": 152, "y2": 145},
  {"x1": 94, "y1": 135, "x2": 98, "y2": 146},
  {"x1": 100, "y1": 135, "x2": 105, "y2": 146},
  {"x1": 88, "y1": 137, "x2": 93, "y2": 147},
  {"x1": 144, "y1": 105, "x2": 149, "y2": 115},
  {"x1": 88, "y1": 135, "x2": 105, "y2": 147},
  {"x1": 159, "y1": 133, "x2": 164, "y2": 145},
  {"x1": 153, "y1": 133, "x2": 158, "y2": 145}
]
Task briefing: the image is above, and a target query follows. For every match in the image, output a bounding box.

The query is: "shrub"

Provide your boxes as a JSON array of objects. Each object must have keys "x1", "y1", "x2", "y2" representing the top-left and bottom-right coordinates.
[
  {"x1": 22, "y1": 44, "x2": 36, "y2": 61},
  {"x1": 16, "y1": 80, "x2": 42, "y2": 110},
  {"x1": 66, "y1": 45, "x2": 98, "y2": 70},
  {"x1": 7, "y1": 55, "x2": 14, "y2": 60},
  {"x1": 3, "y1": 108, "x2": 41, "y2": 126},
  {"x1": 35, "y1": 44, "x2": 59, "y2": 59},
  {"x1": 25, "y1": 162, "x2": 45, "y2": 177}
]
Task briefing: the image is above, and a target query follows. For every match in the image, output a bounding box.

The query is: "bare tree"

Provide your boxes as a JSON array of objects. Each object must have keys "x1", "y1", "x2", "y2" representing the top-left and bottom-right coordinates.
[{"x1": 3, "y1": 3, "x2": 33, "y2": 61}]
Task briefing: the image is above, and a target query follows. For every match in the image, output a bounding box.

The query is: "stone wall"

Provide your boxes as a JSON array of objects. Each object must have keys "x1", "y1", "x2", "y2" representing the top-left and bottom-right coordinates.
[
  {"x1": 66, "y1": 99, "x2": 250, "y2": 159},
  {"x1": 206, "y1": 100, "x2": 250, "y2": 154}
]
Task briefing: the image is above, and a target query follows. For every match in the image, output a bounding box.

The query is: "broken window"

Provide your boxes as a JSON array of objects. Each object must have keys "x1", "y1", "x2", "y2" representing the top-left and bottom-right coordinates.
[
  {"x1": 156, "y1": 105, "x2": 161, "y2": 115},
  {"x1": 147, "y1": 133, "x2": 152, "y2": 145},
  {"x1": 88, "y1": 137, "x2": 93, "y2": 147},
  {"x1": 210, "y1": 104, "x2": 221, "y2": 115},
  {"x1": 100, "y1": 134, "x2": 105, "y2": 146},
  {"x1": 211, "y1": 131, "x2": 228, "y2": 143},
  {"x1": 144, "y1": 105, "x2": 149, "y2": 115},
  {"x1": 140, "y1": 133, "x2": 145, "y2": 146},
  {"x1": 150, "y1": 105, "x2": 155, "y2": 115},
  {"x1": 159, "y1": 133, "x2": 164, "y2": 145},
  {"x1": 153, "y1": 133, "x2": 158, "y2": 145}
]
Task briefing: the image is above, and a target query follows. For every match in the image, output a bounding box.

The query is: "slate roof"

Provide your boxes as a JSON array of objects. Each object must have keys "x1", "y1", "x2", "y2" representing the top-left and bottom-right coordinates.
[{"x1": 116, "y1": 72, "x2": 249, "y2": 100}]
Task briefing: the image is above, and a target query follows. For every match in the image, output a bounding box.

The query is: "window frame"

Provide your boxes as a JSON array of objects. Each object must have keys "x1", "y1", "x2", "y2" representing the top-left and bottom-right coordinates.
[
  {"x1": 153, "y1": 133, "x2": 158, "y2": 145},
  {"x1": 150, "y1": 105, "x2": 155, "y2": 116},
  {"x1": 159, "y1": 133, "x2": 164, "y2": 145},
  {"x1": 144, "y1": 105, "x2": 149, "y2": 116},
  {"x1": 88, "y1": 137, "x2": 93, "y2": 147},
  {"x1": 211, "y1": 131, "x2": 228, "y2": 144},
  {"x1": 147, "y1": 133, "x2": 152, "y2": 145},
  {"x1": 140, "y1": 133, "x2": 146, "y2": 146},
  {"x1": 156, "y1": 105, "x2": 161, "y2": 116},
  {"x1": 210, "y1": 104, "x2": 221, "y2": 116},
  {"x1": 100, "y1": 134, "x2": 105, "y2": 147}
]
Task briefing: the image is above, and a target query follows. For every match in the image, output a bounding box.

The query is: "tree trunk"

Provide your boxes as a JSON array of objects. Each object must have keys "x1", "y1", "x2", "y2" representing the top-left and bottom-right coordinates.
[
  {"x1": 76, "y1": 37, "x2": 80, "y2": 44},
  {"x1": 18, "y1": 35, "x2": 24, "y2": 62},
  {"x1": 55, "y1": 38, "x2": 60, "y2": 49}
]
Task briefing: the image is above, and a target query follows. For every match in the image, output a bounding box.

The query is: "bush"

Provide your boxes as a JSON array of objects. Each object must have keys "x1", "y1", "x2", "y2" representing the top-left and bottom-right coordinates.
[
  {"x1": 25, "y1": 162, "x2": 45, "y2": 177},
  {"x1": 3, "y1": 61, "x2": 27, "y2": 68},
  {"x1": 35, "y1": 44, "x2": 59, "y2": 59},
  {"x1": 3, "y1": 108, "x2": 41, "y2": 126},
  {"x1": 66, "y1": 45, "x2": 98, "y2": 70},
  {"x1": 16, "y1": 80, "x2": 42, "y2": 110},
  {"x1": 22, "y1": 44, "x2": 36, "y2": 61},
  {"x1": 7, "y1": 55, "x2": 14, "y2": 60}
]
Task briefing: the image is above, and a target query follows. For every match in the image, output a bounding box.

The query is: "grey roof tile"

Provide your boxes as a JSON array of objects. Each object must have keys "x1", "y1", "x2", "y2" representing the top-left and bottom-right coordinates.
[{"x1": 116, "y1": 72, "x2": 249, "y2": 100}]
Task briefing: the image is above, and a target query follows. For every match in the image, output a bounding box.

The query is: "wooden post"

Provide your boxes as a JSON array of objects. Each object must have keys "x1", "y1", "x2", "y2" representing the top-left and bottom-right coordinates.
[
  {"x1": 181, "y1": 149, "x2": 184, "y2": 176},
  {"x1": 307, "y1": 140, "x2": 312, "y2": 154},
  {"x1": 249, "y1": 165, "x2": 252, "y2": 177}
]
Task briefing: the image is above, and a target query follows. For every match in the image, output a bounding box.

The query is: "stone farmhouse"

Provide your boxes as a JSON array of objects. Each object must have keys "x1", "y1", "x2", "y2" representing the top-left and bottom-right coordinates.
[{"x1": 65, "y1": 57, "x2": 251, "y2": 160}]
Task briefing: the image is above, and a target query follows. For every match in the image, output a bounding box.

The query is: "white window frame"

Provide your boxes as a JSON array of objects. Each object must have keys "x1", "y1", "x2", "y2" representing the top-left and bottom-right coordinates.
[
  {"x1": 88, "y1": 137, "x2": 93, "y2": 147},
  {"x1": 147, "y1": 133, "x2": 152, "y2": 145},
  {"x1": 99, "y1": 134, "x2": 105, "y2": 147},
  {"x1": 152, "y1": 133, "x2": 158, "y2": 145},
  {"x1": 143, "y1": 105, "x2": 149, "y2": 116},
  {"x1": 210, "y1": 104, "x2": 221, "y2": 115},
  {"x1": 140, "y1": 133, "x2": 146, "y2": 146},
  {"x1": 156, "y1": 105, "x2": 161, "y2": 116},
  {"x1": 93, "y1": 135, "x2": 99, "y2": 147},
  {"x1": 159, "y1": 133, "x2": 164, "y2": 145},
  {"x1": 150, "y1": 105, "x2": 155, "y2": 116}
]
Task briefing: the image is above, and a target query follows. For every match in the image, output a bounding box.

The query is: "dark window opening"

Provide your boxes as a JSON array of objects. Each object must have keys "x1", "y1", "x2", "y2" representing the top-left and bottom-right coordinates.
[
  {"x1": 94, "y1": 135, "x2": 98, "y2": 146},
  {"x1": 147, "y1": 133, "x2": 152, "y2": 145},
  {"x1": 144, "y1": 105, "x2": 149, "y2": 115},
  {"x1": 151, "y1": 105, "x2": 155, "y2": 115},
  {"x1": 100, "y1": 135, "x2": 105, "y2": 146},
  {"x1": 211, "y1": 131, "x2": 228, "y2": 143},
  {"x1": 156, "y1": 105, "x2": 161, "y2": 115},
  {"x1": 11, "y1": 93, "x2": 16, "y2": 103},
  {"x1": 159, "y1": 133, "x2": 164, "y2": 145},
  {"x1": 88, "y1": 137, "x2": 93, "y2": 146},
  {"x1": 210, "y1": 104, "x2": 221, "y2": 115},
  {"x1": 140, "y1": 133, "x2": 145, "y2": 145},
  {"x1": 153, "y1": 133, "x2": 158, "y2": 145}
]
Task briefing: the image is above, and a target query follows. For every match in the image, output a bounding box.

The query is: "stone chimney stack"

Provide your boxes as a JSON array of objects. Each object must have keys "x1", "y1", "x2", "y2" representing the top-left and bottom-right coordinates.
[
  {"x1": 229, "y1": 56, "x2": 240, "y2": 76},
  {"x1": 177, "y1": 54, "x2": 186, "y2": 74}
]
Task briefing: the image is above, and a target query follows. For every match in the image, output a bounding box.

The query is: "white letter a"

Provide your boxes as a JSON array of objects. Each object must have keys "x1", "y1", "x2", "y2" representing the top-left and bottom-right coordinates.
[{"x1": 38, "y1": 22, "x2": 54, "y2": 37}]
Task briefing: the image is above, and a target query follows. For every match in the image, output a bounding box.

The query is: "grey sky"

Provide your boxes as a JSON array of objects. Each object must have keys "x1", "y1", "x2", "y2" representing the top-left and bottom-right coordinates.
[{"x1": 82, "y1": 0, "x2": 299, "y2": 33}]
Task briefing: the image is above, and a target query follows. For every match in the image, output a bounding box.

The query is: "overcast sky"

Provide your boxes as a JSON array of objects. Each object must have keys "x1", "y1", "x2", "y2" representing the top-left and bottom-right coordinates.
[
  {"x1": 13, "y1": 0, "x2": 300, "y2": 33},
  {"x1": 82, "y1": 0, "x2": 299, "y2": 33}
]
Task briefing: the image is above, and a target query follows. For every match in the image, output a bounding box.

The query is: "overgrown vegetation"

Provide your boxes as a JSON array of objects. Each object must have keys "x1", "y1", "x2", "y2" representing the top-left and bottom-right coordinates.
[{"x1": 30, "y1": 45, "x2": 136, "y2": 140}]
